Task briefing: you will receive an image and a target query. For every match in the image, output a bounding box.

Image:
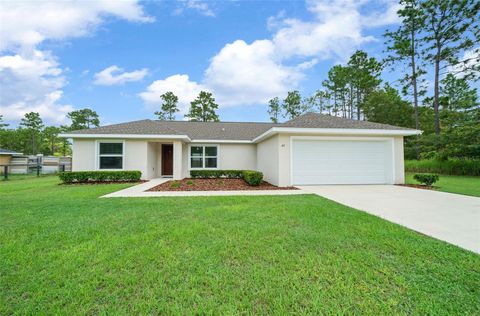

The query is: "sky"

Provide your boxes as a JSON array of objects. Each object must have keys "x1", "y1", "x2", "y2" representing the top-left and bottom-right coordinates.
[{"x1": 0, "y1": 0, "x2": 431, "y2": 127}]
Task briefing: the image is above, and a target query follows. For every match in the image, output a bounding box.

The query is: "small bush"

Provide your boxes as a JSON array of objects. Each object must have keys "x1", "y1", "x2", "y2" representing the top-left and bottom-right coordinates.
[
  {"x1": 405, "y1": 159, "x2": 480, "y2": 176},
  {"x1": 186, "y1": 180, "x2": 193, "y2": 185},
  {"x1": 190, "y1": 170, "x2": 243, "y2": 179},
  {"x1": 242, "y1": 170, "x2": 263, "y2": 186},
  {"x1": 170, "y1": 181, "x2": 181, "y2": 188},
  {"x1": 413, "y1": 173, "x2": 440, "y2": 186},
  {"x1": 190, "y1": 169, "x2": 264, "y2": 186},
  {"x1": 59, "y1": 171, "x2": 142, "y2": 184}
]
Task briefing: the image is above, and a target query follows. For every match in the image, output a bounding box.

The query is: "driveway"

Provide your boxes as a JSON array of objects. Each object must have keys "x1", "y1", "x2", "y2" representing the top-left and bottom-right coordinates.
[{"x1": 298, "y1": 185, "x2": 480, "y2": 254}]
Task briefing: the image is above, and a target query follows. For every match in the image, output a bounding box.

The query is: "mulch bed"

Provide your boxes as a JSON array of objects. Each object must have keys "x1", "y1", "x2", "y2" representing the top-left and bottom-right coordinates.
[
  {"x1": 397, "y1": 184, "x2": 438, "y2": 191},
  {"x1": 147, "y1": 178, "x2": 298, "y2": 191}
]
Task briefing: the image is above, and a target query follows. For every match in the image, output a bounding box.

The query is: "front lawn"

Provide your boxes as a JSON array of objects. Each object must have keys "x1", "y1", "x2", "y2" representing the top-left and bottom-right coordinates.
[
  {"x1": 1, "y1": 177, "x2": 479, "y2": 314},
  {"x1": 406, "y1": 173, "x2": 480, "y2": 197}
]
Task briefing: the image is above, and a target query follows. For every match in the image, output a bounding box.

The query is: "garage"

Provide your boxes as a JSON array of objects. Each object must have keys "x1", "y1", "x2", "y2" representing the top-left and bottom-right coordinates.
[{"x1": 291, "y1": 138, "x2": 394, "y2": 185}]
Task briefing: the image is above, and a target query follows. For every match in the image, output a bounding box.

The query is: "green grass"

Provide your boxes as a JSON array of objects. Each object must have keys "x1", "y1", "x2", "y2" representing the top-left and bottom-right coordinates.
[
  {"x1": 1, "y1": 177, "x2": 479, "y2": 314},
  {"x1": 406, "y1": 173, "x2": 480, "y2": 197}
]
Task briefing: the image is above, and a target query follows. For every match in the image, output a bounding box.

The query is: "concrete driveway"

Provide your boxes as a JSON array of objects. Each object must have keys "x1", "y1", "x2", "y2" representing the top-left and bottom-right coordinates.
[{"x1": 298, "y1": 185, "x2": 480, "y2": 254}]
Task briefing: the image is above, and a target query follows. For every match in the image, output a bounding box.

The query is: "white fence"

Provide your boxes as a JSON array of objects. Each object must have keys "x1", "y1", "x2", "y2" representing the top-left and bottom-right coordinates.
[{"x1": 7, "y1": 155, "x2": 72, "y2": 174}]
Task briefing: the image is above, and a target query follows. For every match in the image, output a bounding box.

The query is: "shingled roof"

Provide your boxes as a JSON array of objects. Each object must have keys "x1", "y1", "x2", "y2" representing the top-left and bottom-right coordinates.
[{"x1": 65, "y1": 112, "x2": 415, "y2": 140}]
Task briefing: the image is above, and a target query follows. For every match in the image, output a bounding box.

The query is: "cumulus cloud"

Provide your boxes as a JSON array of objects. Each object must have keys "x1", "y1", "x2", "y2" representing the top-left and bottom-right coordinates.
[
  {"x1": 139, "y1": 74, "x2": 206, "y2": 113},
  {"x1": 448, "y1": 48, "x2": 480, "y2": 79},
  {"x1": 94, "y1": 65, "x2": 148, "y2": 86},
  {"x1": 0, "y1": 0, "x2": 152, "y2": 125},
  {"x1": 141, "y1": 0, "x2": 400, "y2": 109},
  {"x1": 0, "y1": 0, "x2": 153, "y2": 52}
]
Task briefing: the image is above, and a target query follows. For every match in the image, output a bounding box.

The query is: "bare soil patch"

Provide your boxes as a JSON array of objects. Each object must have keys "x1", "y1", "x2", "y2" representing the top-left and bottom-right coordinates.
[
  {"x1": 397, "y1": 184, "x2": 438, "y2": 191},
  {"x1": 147, "y1": 178, "x2": 298, "y2": 191}
]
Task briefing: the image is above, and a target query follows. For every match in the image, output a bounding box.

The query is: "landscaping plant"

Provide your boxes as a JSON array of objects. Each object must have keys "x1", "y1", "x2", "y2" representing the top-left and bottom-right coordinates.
[
  {"x1": 413, "y1": 173, "x2": 440, "y2": 186},
  {"x1": 59, "y1": 171, "x2": 141, "y2": 184}
]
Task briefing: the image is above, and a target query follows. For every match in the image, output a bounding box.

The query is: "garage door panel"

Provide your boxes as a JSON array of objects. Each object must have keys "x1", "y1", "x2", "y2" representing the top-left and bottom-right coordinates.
[{"x1": 292, "y1": 139, "x2": 393, "y2": 185}]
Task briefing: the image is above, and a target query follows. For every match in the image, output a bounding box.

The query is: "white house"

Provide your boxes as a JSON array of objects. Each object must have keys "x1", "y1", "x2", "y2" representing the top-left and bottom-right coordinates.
[{"x1": 60, "y1": 112, "x2": 420, "y2": 186}]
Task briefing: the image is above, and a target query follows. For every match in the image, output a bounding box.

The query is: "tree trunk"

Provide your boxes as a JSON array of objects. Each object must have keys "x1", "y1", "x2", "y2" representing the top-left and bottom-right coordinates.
[
  {"x1": 433, "y1": 44, "x2": 441, "y2": 136},
  {"x1": 410, "y1": 28, "x2": 420, "y2": 159}
]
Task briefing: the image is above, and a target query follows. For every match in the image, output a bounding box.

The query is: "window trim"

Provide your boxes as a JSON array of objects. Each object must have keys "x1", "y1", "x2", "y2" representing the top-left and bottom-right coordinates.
[
  {"x1": 95, "y1": 140, "x2": 125, "y2": 171},
  {"x1": 188, "y1": 144, "x2": 219, "y2": 170}
]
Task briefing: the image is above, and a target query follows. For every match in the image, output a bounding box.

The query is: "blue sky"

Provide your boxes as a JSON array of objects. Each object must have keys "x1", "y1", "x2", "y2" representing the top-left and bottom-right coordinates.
[{"x1": 1, "y1": 0, "x2": 410, "y2": 126}]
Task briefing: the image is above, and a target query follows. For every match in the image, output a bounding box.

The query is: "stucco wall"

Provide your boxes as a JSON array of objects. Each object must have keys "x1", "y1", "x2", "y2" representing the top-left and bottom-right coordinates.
[
  {"x1": 218, "y1": 144, "x2": 256, "y2": 170},
  {"x1": 72, "y1": 139, "x2": 95, "y2": 171},
  {"x1": 256, "y1": 135, "x2": 279, "y2": 185},
  {"x1": 393, "y1": 136, "x2": 405, "y2": 184}
]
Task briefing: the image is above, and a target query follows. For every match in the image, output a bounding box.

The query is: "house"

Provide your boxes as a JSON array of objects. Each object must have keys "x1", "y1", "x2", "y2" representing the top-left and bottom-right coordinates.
[{"x1": 60, "y1": 113, "x2": 420, "y2": 186}]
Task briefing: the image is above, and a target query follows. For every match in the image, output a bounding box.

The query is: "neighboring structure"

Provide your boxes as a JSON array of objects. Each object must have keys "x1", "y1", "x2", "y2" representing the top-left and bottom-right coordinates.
[
  {"x1": 60, "y1": 113, "x2": 421, "y2": 186},
  {"x1": 0, "y1": 148, "x2": 22, "y2": 166}
]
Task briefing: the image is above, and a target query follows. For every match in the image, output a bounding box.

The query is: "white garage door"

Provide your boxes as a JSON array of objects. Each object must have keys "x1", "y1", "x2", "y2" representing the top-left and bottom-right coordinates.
[{"x1": 292, "y1": 139, "x2": 394, "y2": 185}]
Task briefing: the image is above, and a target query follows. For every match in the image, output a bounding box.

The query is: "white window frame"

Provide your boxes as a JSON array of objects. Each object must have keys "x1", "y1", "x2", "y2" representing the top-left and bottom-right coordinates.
[
  {"x1": 95, "y1": 140, "x2": 125, "y2": 171},
  {"x1": 188, "y1": 144, "x2": 219, "y2": 170}
]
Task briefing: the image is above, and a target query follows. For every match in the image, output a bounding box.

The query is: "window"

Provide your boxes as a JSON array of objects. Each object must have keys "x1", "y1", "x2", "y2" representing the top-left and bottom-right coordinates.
[
  {"x1": 98, "y1": 142, "x2": 123, "y2": 169},
  {"x1": 190, "y1": 145, "x2": 218, "y2": 169}
]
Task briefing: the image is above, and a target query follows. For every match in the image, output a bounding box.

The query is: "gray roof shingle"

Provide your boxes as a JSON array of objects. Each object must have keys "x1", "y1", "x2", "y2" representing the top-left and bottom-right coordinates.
[{"x1": 66, "y1": 112, "x2": 414, "y2": 140}]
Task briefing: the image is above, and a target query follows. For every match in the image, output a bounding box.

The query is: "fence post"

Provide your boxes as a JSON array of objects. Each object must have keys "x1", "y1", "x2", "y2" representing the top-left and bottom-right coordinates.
[
  {"x1": 61, "y1": 164, "x2": 65, "y2": 172},
  {"x1": 3, "y1": 166, "x2": 7, "y2": 180},
  {"x1": 37, "y1": 157, "x2": 40, "y2": 177}
]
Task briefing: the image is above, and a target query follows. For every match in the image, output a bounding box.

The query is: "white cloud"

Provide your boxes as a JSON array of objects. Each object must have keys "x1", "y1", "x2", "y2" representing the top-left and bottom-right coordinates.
[
  {"x1": 174, "y1": 0, "x2": 215, "y2": 17},
  {"x1": 141, "y1": 0, "x2": 400, "y2": 110},
  {"x1": 204, "y1": 40, "x2": 304, "y2": 106},
  {"x1": 448, "y1": 48, "x2": 480, "y2": 79},
  {"x1": 138, "y1": 74, "x2": 206, "y2": 113},
  {"x1": 0, "y1": 0, "x2": 153, "y2": 52},
  {"x1": 0, "y1": 0, "x2": 152, "y2": 125},
  {"x1": 94, "y1": 65, "x2": 148, "y2": 86},
  {"x1": 0, "y1": 50, "x2": 73, "y2": 123}
]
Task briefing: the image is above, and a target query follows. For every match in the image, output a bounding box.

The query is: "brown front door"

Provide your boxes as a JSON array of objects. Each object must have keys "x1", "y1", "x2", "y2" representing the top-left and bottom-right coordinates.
[{"x1": 162, "y1": 144, "x2": 173, "y2": 176}]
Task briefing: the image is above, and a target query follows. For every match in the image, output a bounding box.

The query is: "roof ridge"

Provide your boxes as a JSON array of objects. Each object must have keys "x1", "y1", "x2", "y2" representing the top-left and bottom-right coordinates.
[{"x1": 155, "y1": 120, "x2": 276, "y2": 125}]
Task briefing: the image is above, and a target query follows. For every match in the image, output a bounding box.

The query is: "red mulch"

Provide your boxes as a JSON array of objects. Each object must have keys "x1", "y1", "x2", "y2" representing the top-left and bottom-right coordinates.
[
  {"x1": 147, "y1": 178, "x2": 298, "y2": 191},
  {"x1": 397, "y1": 184, "x2": 437, "y2": 191}
]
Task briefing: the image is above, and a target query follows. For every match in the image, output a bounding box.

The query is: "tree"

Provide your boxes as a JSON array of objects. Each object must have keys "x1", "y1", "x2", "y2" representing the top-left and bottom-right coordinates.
[
  {"x1": 67, "y1": 109, "x2": 100, "y2": 130},
  {"x1": 363, "y1": 85, "x2": 415, "y2": 128},
  {"x1": 268, "y1": 97, "x2": 282, "y2": 123},
  {"x1": 19, "y1": 112, "x2": 44, "y2": 155},
  {"x1": 282, "y1": 90, "x2": 304, "y2": 120},
  {"x1": 303, "y1": 90, "x2": 331, "y2": 114},
  {"x1": 323, "y1": 65, "x2": 350, "y2": 118},
  {"x1": 154, "y1": 91, "x2": 179, "y2": 120},
  {"x1": 0, "y1": 114, "x2": 8, "y2": 130},
  {"x1": 185, "y1": 91, "x2": 220, "y2": 122},
  {"x1": 420, "y1": 0, "x2": 480, "y2": 135},
  {"x1": 60, "y1": 125, "x2": 72, "y2": 156},
  {"x1": 347, "y1": 50, "x2": 383, "y2": 120},
  {"x1": 42, "y1": 126, "x2": 61, "y2": 155},
  {"x1": 384, "y1": 0, "x2": 426, "y2": 158}
]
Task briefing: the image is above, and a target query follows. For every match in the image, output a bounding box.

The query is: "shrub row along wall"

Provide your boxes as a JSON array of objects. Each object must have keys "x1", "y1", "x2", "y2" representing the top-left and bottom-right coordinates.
[
  {"x1": 59, "y1": 171, "x2": 142, "y2": 184},
  {"x1": 405, "y1": 159, "x2": 480, "y2": 176},
  {"x1": 190, "y1": 170, "x2": 264, "y2": 186}
]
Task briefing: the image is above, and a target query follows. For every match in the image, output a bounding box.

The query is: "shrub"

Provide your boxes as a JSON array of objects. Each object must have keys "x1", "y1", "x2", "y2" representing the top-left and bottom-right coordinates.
[
  {"x1": 59, "y1": 171, "x2": 142, "y2": 184},
  {"x1": 413, "y1": 173, "x2": 440, "y2": 186},
  {"x1": 190, "y1": 170, "x2": 243, "y2": 179},
  {"x1": 405, "y1": 159, "x2": 480, "y2": 176},
  {"x1": 242, "y1": 170, "x2": 263, "y2": 186},
  {"x1": 189, "y1": 169, "x2": 264, "y2": 186}
]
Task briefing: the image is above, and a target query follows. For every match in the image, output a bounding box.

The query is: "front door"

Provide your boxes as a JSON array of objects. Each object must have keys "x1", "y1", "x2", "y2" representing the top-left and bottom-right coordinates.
[{"x1": 162, "y1": 144, "x2": 173, "y2": 176}]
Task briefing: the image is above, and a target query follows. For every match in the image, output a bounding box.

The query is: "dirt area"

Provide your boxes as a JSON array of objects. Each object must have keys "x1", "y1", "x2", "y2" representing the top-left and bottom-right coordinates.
[
  {"x1": 397, "y1": 184, "x2": 437, "y2": 191},
  {"x1": 147, "y1": 178, "x2": 298, "y2": 191}
]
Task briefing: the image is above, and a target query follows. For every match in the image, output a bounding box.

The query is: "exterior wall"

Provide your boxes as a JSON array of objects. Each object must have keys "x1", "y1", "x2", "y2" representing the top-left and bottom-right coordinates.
[
  {"x1": 72, "y1": 139, "x2": 96, "y2": 171},
  {"x1": 173, "y1": 140, "x2": 183, "y2": 180},
  {"x1": 393, "y1": 136, "x2": 405, "y2": 184},
  {"x1": 257, "y1": 133, "x2": 407, "y2": 186},
  {"x1": 256, "y1": 135, "x2": 280, "y2": 185},
  {"x1": 146, "y1": 142, "x2": 158, "y2": 179},
  {"x1": 124, "y1": 140, "x2": 149, "y2": 178},
  {"x1": 218, "y1": 144, "x2": 256, "y2": 170}
]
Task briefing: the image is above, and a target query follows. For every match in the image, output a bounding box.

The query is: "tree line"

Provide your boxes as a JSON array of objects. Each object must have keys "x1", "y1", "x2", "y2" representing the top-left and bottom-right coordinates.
[
  {"x1": 267, "y1": 0, "x2": 479, "y2": 160},
  {"x1": 0, "y1": 109, "x2": 100, "y2": 156}
]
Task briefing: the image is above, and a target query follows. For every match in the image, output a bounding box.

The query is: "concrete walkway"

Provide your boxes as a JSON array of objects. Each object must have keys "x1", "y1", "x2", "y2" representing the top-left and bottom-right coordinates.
[
  {"x1": 298, "y1": 185, "x2": 480, "y2": 254},
  {"x1": 102, "y1": 178, "x2": 307, "y2": 198}
]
